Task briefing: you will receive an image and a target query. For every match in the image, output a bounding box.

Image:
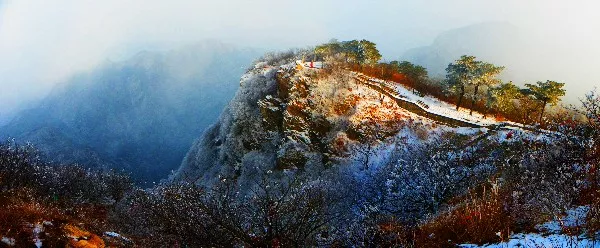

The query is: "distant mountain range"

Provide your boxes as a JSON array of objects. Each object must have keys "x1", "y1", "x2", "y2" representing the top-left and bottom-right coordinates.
[
  {"x1": 403, "y1": 22, "x2": 528, "y2": 78},
  {"x1": 0, "y1": 41, "x2": 259, "y2": 184},
  {"x1": 402, "y1": 21, "x2": 593, "y2": 104}
]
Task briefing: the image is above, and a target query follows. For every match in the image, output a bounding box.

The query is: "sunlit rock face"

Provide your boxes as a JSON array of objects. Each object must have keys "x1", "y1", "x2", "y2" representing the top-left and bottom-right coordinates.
[{"x1": 172, "y1": 53, "x2": 425, "y2": 190}]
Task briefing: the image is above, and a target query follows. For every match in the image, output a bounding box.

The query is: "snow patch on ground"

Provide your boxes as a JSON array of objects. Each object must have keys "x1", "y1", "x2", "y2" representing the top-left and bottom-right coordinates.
[
  {"x1": 32, "y1": 223, "x2": 43, "y2": 248},
  {"x1": 104, "y1": 231, "x2": 131, "y2": 241},
  {"x1": 1, "y1": 237, "x2": 15, "y2": 246},
  {"x1": 461, "y1": 233, "x2": 598, "y2": 248},
  {"x1": 537, "y1": 206, "x2": 589, "y2": 234},
  {"x1": 373, "y1": 75, "x2": 501, "y2": 126},
  {"x1": 462, "y1": 206, "x2": 597, "y2": 248}
]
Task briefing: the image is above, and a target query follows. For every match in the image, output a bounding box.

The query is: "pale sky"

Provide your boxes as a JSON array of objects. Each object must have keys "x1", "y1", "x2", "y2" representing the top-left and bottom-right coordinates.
[{"x1": 1, "y1": 0, "x2": 599, "y2": 120}]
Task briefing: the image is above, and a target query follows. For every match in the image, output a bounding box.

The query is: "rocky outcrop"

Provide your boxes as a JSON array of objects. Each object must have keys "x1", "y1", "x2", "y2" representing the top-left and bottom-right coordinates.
[{"x1": 173, "y1": 56, "x2": 436, "y2": 190}]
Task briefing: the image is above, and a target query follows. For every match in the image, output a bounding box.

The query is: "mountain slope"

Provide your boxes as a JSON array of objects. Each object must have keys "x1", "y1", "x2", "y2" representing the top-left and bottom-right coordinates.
[
  {"x1": 403, "y1": 22, "x2": 527, "y2": 78},
  {"x1": 172, "y1": 52, "x2": 519, "y2": 189},
  {"x1": 1, "y1": 41, "x2": 259, "y2": 183}
]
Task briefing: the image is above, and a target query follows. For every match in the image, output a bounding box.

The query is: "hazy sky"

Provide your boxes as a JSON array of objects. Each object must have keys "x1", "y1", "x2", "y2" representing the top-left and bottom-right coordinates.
[{"x1": 1, "y1": 0, "x2": 599, "y2": 120}]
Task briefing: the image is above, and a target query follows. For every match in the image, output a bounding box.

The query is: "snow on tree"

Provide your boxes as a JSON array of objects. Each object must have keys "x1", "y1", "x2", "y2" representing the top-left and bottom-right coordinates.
[{"x1": 315, "y1": 39, "x2": 381, "y2": 65}]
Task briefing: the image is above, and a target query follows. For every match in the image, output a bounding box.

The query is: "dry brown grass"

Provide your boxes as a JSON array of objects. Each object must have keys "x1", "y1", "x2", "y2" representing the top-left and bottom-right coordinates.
[
  {"x1": 415, "y1": 196, "x2": 512, "y2": 247},
  {"x1": 64, "y1": 224, "x2": 106, "y2": 248},
  {"x1": 0, "y1": 189, "x2": 113, "y2": 247},
  {"x1": 370, "y1": 180, "x2": 541, "y2": 247}
]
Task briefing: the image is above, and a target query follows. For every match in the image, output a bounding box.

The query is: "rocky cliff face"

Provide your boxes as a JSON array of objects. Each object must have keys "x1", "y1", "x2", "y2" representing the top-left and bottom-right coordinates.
[{"x1": 172, "y1": 53, "x2": 442, "y2": 188}]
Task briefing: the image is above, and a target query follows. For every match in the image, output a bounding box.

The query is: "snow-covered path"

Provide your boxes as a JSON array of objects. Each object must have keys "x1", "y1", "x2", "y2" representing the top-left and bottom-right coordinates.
[
  {"x1": 350, "y1": 72, "x2": 537, "y2": 133},
  {"x1": 352, "y1": 72, "x2": 486, "y2": 128}
]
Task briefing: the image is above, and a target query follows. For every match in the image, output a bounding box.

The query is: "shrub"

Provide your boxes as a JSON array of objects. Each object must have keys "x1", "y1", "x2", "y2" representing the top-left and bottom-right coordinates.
[
  {"x1": 415, "y1": 190, "x2": 514, "y2": 247},
  {"x1": 259, "y1": 49, "x2": 309, "y2": 67},
  {"x1": 0, "y1": 140, "x2": 133, "y2": 205},
  {"x1": 112, "y1": 172, "x2": 347, "y2": 247},
  {"x1": 0, "y1": 141, "x2": 45, "y2": 191}
]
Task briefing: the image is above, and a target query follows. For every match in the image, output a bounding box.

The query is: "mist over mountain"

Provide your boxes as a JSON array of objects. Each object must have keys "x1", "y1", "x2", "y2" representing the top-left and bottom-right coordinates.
[
  {"x1": 0, "y1": 116, "x2": 9, "y2": 126},
  {"x1": 0, "y1": 41, "x2": 259, "y2": 184},
  {"x1": 404, "y1": 22, "x2": 524, "y2": 77},
  {"x1": 403, "y1": 22, "x2": 596, "y2": 104}
]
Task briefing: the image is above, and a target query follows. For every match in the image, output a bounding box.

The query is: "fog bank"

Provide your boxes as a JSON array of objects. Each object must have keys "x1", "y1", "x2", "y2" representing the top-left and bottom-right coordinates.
[{"x1": 1, "y1": 0, "x2": 599, "y2": 117}]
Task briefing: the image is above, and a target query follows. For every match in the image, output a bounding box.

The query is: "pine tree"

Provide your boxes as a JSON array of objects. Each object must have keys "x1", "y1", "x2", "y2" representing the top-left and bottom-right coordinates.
[
  {"x1": 358, "y1": 39, "x2": 382, "y2": 65},
  {"x1": 315, "y1": 39, "x2": 382, "y2": 65},
  {"x1": 315, "y1": 39, "x2": 343, "y2": 59},
  {"x1": 523, "y1": 80, "x2": 566, "y2": 123},
  {"x1": 469, "y1": 62, "x2": 504, "y2": 115},
  {"x1": 489, "y1": 81, "x2": 522, "y2": 117},
  {"x1": 390, "y1": 61, "x2": 428, "y2": 92},
  {"x1": 446, "y1": 55, "x2": 480, "y2": 111}
]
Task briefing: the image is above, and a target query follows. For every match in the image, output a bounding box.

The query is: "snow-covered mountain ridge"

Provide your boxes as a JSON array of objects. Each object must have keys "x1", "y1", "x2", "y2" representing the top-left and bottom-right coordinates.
[
  {"x1": 172, "y1": 53, "x2": 540, "y2": 188},
  {"x1": 166, "y1": 52, "x2": 594, "y2": 246}
]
